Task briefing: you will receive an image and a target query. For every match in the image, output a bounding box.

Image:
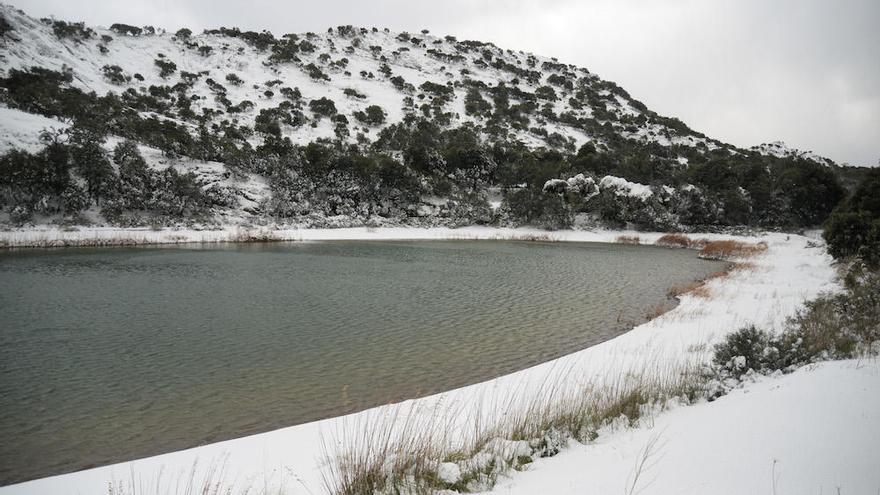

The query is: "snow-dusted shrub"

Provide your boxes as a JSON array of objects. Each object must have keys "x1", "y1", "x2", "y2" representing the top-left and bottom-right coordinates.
[
  {"x1": 50, "y1": 20, "x2": 94, "y2": 41},
  {"x1": 712, "y1": 326, "x2": 772, "y2": 379},
  {"x1": 224, "y1": 72, "x2": 243, "y2": 86},
  {"x1": 154, "y1": 58, "x2": 177, "y2": 79},
  {"x1": 308, "y1": 97, "x2": 337, "y2": 118},
  {"x1": 353, "y1": 105, "x2": 386, "y2": 126},
  {"x1": 303, "y1": 63, "x2": 330, "y2": 81},
  {"x1": 101, "y1": 64, "x2": 129, "y2": 85},
  {"x1": 502, "y1": 187, "x2": 572, "y2": 229},
  {"x1": 0, "y1": 14, "x2": 12, "y2": 37}
]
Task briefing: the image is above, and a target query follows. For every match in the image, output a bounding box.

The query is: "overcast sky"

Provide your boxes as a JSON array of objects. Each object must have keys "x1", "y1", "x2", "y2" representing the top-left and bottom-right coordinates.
[{"x1": 16, "y1": 0, "x2": 880, "y2": 166}]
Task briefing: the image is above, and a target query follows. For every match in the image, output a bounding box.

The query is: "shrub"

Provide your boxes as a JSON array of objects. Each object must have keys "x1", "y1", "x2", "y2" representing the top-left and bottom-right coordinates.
[
  {"x1": 823, "y1": 168, "x2": 880, "y2": 262},
  {"x1": 615, "y1": 235, "x2": 640, "y2": 244},
  {"x1": 464, "y1": 87, "x2": 491, "y2": 117},
  {"x1": 712, "y1": 326, "x2": 772, "y2": 378},
  {"x1": 698, "y1": 240, "x2": 767, "y2": 260},
  {"x1": 0, "y1": 14, "x2": 12, "y2": 37},
  {"x1": 174, "y1": 28, "x2": 192, "y2": 39},
  {"x1": 824, "y1": 211, "x2": 872, "y2": 259},
  {"x1": 655, "y1": 233, "x2": 692, "y2": 249},
  {"x1": 343, "y1": 87, "x2": 366, "y2": 99},
  {"x1": 304, "y1": 63, "x2": 330, "y2": 81},
  {"x1": 225, "y1": 73, "x2": 243, "y2": 86},
  {"x1": 154, "y1": 58, "x2": 177, "y2": 79},
  {"x1": 51, "y1": 20, "x2": 94, "y2": 41},
  {"x1": 353, "y1": 105, "x2": 386, "y2": 126},
  {"x1": 110, "y1": 23, "x2": 142, "y2": 36},
  {"x1": 309, "y1": 97, "x2": 337, "y2": 118},
  {"x1": 535, "y1": 85, "x2": 558, "y2": 101},
  {"x1": 101, "y1": 65, "x2": 129, "y2": 85}
]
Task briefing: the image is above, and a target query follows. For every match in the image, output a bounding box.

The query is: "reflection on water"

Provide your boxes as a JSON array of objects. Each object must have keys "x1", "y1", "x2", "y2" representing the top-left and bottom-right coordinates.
[{"x1": 0, "y1": 240, "x2": 722, "y2": 484}]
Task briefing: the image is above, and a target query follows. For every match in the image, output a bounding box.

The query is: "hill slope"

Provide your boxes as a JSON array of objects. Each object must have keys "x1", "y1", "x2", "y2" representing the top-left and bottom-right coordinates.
[{"x1": 0, "y1": 4, "x2": 846, "y2": 231}]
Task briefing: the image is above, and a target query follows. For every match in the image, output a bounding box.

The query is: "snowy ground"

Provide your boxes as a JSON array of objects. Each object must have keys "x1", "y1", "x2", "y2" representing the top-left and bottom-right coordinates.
[
  {"x1": 489, "y1": 359, "x2": 880, "y2": 495},
  {"x1": 1, "y1": 227, "x2": 872, "y2": 495}
]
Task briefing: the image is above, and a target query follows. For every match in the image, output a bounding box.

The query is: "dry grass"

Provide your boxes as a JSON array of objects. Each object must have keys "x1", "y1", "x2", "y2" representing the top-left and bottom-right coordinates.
[
  {"x1": 319, "y1": 361, "x2": 704, "y2": 494},
  {"x1": 697, "y1": 240, "x2": 767, "y2": 261},
  {"x1": 644, "y1": 303, "x2": 674, "y2": 321},
  {"x1": 104, "y1": 456, "x2": 283, "y2": 495},
  {"x1": 615, "y1": 235, "x2": 641, "y2": 245},
  {"x1": 666, "y1": 260, "x2": 757, "y2": 301},
  {"x1": 654, "y1": 233, "x2": 693, "y2": 249},
  {"x1": 666, "y1": 280, "x2": 712, "y2": 299},
  {"x1": 502, "y1": 233, "x2": 557, "y2": 242},
  {"x1": 226, "y1": 228, "x2": 282, "y2": 243}
]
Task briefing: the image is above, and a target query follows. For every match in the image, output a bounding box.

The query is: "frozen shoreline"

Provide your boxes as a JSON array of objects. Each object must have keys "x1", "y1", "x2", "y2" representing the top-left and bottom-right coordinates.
[{"x1": 0, "y1": 227, "x2": 852, "y2": 494}]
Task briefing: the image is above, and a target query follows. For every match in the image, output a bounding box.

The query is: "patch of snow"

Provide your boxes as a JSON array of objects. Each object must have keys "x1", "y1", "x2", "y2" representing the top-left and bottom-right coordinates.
[{"x1": 599, "y1": 175, "x2": 653, "y2": 200}]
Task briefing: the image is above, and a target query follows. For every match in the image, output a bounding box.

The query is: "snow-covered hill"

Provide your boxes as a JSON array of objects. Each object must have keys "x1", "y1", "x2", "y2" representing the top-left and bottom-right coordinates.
[
  {"x1": 0, "y1": 4, "x2": 719, "y2": 153},
  {"x1": 0, "y1": 4, "x2": 845, "y2": 231}
]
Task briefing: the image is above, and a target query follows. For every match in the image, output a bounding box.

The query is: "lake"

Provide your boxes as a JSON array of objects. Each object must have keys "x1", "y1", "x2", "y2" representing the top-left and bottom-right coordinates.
[{"x1": 0, "y1": 240, "x2": 722, "y2": 484}]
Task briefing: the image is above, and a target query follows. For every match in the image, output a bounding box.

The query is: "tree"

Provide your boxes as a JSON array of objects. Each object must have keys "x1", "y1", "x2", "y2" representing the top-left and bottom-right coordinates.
[{"x1": 70, "y1": 130, "x2": 115, "y2": 203}]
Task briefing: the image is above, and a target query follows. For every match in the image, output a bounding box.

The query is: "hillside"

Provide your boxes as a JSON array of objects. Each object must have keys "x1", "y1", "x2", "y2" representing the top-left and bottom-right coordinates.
[{"x1": 0, "y1": 4, "x2": 847, "y2": 231}]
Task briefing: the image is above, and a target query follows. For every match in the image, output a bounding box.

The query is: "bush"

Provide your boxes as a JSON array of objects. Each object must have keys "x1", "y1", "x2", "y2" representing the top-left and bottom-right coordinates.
[
  {"x1": 101, "y1": 64, "x2": 129, "y2": 85},
  {"x1": 0, "y1": 14, "x2": 12, "y2": 37},
  {"x1": 309, "y1": 97, "x2": 337, "y2": 118},
  {"x1": 824, "y1": 168, "x2": 880, "y2": 262},
  {"x1": 154, "y1": 58, "x2": 177, "y2": 79},
  {"x1": 110, "y1": 23, "x2": 142, "y2": 36},
  {"x1": 225, "y1": 73, "x2": 243, "y2": 86},
  {"x1": 824, "y1": 211, "x2": 872, "y2": 259},
  {"x1": 353, "y1": 105, "x2": 386, "y2": 126},
  {"x1": 713, "y1": 264, "x2": 880, "y2": 380},
  {"x1": 343, "y1": 87, "x2": 366, "y2": 99},
  {"x1": 712, "y1": 326, "x2": 772, "y2": 378},
  {"x1": 51, "y1": 20, "x2": 94, "y2": 41}
]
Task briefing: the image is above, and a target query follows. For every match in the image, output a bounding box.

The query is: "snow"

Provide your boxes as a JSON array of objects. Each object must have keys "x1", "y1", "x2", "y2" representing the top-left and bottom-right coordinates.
[
  {"x1": 0, "y1": 4, "x2": 752, "y2": 157},
  {"x1": 0, "y1": 227, "x2": 849, "y2": 495},
  {"x1": 0, "y1": 106, "x2": 69, "y2": 153},
  {"x1": 438, "y1": 462, "x2": 462, "y2": 485},
  {"x1": 489, "y1": 359, "x2": 880, "y2": 495},
  {"x1": 751, "y1": 141, "x2": 835, "y2": 167},
  {"x1": 599, "y1": 175, "x2": 654, "y2": 200}
]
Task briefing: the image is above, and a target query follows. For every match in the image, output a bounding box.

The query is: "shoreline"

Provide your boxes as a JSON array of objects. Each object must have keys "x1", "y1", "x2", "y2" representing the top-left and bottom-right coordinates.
[
  {"x1": 0, "y1": 228, "x2": 839, "y2": 494},
  {"x1": 1, "y1": 224, "x2": 774, "y2": 249}
]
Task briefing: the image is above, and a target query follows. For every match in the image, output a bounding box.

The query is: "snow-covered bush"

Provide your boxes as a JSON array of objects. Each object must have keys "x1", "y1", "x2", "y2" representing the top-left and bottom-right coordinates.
[
  {"x1": 353, "y1": 105, "x2": 386, "y2": 126},
  {"x1": 153, "y1": 58, "x2": 177, "y2": 79}
]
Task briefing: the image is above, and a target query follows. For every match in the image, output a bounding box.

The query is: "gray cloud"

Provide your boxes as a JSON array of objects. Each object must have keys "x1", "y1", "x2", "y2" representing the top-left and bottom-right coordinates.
[{"x1": 14, "y1": 0, "x2": 880, "y2": 166}]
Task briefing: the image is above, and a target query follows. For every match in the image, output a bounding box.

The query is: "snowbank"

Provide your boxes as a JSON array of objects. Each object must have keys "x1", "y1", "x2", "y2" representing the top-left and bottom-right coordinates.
[
  {"x1": 0, "y1": 228, "x2": 844, "y2": 494},
  {"x1": 490, "y1": 359, "x2": 880, "y2": 495}
]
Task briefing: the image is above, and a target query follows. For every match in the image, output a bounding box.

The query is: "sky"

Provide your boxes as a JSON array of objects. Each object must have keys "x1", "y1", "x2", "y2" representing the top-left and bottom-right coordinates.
[{"x1": 15, "y1": 0, "x2": 880, "y2": 166}]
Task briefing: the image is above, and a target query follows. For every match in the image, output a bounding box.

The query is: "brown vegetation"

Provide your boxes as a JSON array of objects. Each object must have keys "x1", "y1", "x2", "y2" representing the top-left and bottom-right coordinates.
[
  {"x1": 654, "y1": 233, "x2": 693, "y2": 249},
  {"x1": 698, "y1": 240, "x2": 767, "y2": 260},
  {"x1": 615, "y1": 235, "x2": 641, "y2": 245}
]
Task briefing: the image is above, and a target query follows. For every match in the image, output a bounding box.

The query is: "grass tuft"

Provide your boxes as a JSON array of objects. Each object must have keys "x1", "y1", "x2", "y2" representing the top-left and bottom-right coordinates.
[{"x1": 615, "y1": 235, "x2": 641, "y2": 245}]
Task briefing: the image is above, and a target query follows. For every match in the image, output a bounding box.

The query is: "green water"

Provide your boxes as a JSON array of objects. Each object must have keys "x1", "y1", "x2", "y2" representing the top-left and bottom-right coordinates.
[{"x1": 0, "y1": 240, "x2": 722, "y2": 484}]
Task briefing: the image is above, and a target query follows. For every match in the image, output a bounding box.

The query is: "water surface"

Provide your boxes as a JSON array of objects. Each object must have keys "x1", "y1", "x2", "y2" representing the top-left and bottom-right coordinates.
[{"x1": 0, "y1": 240, "x2": 722, "y2": 484}]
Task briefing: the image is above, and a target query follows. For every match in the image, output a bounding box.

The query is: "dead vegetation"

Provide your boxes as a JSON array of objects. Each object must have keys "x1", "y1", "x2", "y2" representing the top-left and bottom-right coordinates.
[
  {"x1": 615, "y1": 235, "x2": 641, "y2": 245},
  {"x1": 320, "y1": 361, "x2": 704, "y2": 495},
  {"x1": 697, "y1": 240, "x2": 767, "y2": 260},
  {"x1": 654, "y1": 233, "x2": 694, "y2": 249}
]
